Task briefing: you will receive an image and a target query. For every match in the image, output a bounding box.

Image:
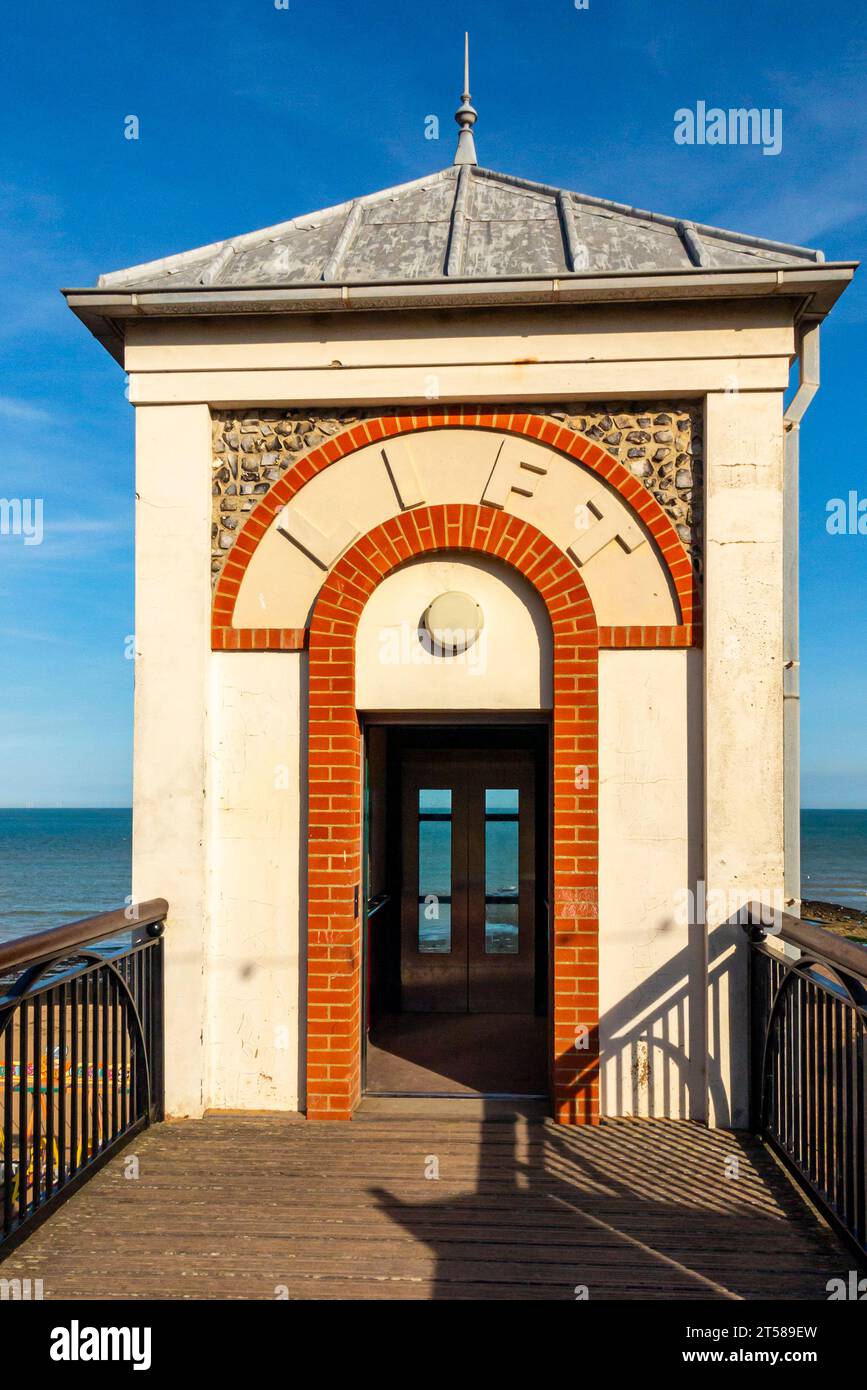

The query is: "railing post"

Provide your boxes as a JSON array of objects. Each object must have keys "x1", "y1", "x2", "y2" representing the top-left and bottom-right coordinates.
[
  {"x1": 744, "y1": 916, "x2": 768, "y2": 1135},
  {"x1": 149, "y1": 925, "x2": 166, "y2": 1123}
]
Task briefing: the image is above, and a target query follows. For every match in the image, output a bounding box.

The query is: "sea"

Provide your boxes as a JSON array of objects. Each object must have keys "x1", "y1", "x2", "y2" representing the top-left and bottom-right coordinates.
[
  {"x1": 0, "y1": 809, "x2": 133, "y2": 942},
  {"x1": 0, "y1": 806, "x2": 865, "y2": 943},
  {"x1": 799, "y1": 809, "x2": 867, "y2": 913}
]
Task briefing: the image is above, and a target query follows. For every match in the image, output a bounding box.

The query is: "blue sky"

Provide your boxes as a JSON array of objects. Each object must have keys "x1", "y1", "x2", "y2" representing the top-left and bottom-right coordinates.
[{"x1": 1, "y1": 0, "x2": 865, "y2": 807}]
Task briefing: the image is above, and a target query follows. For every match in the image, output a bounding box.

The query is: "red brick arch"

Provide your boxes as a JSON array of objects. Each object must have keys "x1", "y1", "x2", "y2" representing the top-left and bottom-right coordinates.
[
  {"x1": 307, "y1": 503, "x2": 599, "y2": 1124},
  {"x1": 211, "y1": 409, "x2": 700, "y2": 651}
]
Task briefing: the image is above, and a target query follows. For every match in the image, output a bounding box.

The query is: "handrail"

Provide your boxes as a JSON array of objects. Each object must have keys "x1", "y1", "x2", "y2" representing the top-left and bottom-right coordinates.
[
  {"x1": 745, "y1": 901, "x2": 867, "y2": 982},
  {"x1": 1, "y1": 899, "x2": 167, "y2": 1258},
  {"x1": 0, "y1": 899, "x2": 168, "y2": 976},
  {"x1": 743, "y1": 901, "x2": 867, "y2": 1263}
]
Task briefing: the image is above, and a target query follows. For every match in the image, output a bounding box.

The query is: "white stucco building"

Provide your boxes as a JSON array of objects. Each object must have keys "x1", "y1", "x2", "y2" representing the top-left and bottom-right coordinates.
[{"x1": 65, "y1": 75, "x2": 853, "y2": 1127}]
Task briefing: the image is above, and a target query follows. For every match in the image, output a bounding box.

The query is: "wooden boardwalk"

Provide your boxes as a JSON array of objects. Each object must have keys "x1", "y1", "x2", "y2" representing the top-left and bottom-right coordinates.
[{"x1": 0, "y1": 1102, "x2": 847, "y2": 1300}]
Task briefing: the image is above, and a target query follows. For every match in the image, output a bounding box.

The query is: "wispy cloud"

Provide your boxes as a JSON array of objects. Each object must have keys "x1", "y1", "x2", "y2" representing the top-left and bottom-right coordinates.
[
  {"x1": 0, "y1": 396, "x2": 52, "y2": 423},
  {"x1": 0, "y1": 512, "x2": 132, "y2": 569},
  {"x1": 0, "y1": 181, "x2": 62, "y2": 226},
  {"x1": 43, "y1": 516, "x2": 128, "y2": 536},
  {"x1": 707, "y1": 58, "x2": 867, "y2": 244},
  {"x1": 0, "y1": 625, "x2": 80, "y2": 645},
  {"x1": 712, "y1": 152, "x2": 867, "y2": 247}
]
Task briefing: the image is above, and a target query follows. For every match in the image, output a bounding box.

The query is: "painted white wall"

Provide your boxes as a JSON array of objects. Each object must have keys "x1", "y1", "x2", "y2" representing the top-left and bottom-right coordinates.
[
  {"x1": 125, "y1": 299, "x2": 797, "y2": 372},
  {"x1": 703, "y1": 391, "x2": 785, "y2": 1128},
  {"x1": 132, "y1": 403, "x2": 212, "y2": 1117},
  {"x1": 356, "y1": 555, "x2": 552, "y2": 710},
  {"x1": 124, "y1": 299, "x2": 794, "y2": 406},
  {"x1": 206, "y1": 652, "x2": 304, "y2": 1111},
  {"x1": 599, "y1": 649, "x2": 705, "y2": 1119}
]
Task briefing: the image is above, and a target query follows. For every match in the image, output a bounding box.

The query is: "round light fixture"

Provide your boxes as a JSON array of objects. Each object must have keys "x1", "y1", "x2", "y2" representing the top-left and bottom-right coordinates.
[{"x1": 421, "y1": 591, "x2": 484, "y2": 655}]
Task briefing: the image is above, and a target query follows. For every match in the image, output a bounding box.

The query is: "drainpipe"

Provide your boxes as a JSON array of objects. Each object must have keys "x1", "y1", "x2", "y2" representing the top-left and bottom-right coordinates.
[{"x1": 782, "y1": 318, "x2": 821, "y2": 911}]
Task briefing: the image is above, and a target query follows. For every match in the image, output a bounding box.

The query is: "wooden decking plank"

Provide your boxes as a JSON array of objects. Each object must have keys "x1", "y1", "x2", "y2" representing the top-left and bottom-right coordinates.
[{"x1": 0, "y1": 1113, "x2": 845, "y2": 1300}]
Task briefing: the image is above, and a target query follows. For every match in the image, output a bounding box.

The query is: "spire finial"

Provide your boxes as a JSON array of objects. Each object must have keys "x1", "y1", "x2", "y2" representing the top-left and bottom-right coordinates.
[{"x1": 453, "y1": 31, "x2": 478, "y2": 166}]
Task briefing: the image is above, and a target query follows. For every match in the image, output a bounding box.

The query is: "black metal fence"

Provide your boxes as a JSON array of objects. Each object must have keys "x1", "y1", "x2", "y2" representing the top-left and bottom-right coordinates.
[
  {"x1": 0, "y1": 900, "x2": 166, "y2": 1256},
  {"x1": 745, "y1": 907, "x2": 867, "y2": 1262}
]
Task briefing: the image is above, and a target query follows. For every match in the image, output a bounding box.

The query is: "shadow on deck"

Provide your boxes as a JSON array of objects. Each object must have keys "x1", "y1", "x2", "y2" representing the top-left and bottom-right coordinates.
[{"x1": 0, "y1": 1101, "x2": 848, "y2": 1300}]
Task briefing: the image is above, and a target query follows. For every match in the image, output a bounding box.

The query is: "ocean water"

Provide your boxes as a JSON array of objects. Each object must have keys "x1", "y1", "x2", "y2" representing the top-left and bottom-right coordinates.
[
  {"x1": 0, "y1": 806, "x2": 865, "y2": 945},
  {"x1": 0, "y1": 809, "x2": 131, "y2": 943},
  {"x1": 416, "y1": 790, "x2": 521, "y2": 953},
  {"x1": 800, "y1": 809, "x2": 867, "y2": 913}
]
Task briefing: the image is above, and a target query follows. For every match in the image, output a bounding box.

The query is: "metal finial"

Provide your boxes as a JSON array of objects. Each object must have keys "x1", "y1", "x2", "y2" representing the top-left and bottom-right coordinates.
[{"x1": 454, "y1": 32, "x2": 478, "y2": 166}]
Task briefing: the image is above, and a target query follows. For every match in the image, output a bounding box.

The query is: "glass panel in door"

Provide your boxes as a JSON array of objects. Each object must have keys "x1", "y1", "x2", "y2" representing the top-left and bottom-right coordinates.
[
  {"x1": 484, "y1": 788, "x2": 519, "y2": 955},
  {"x1": 418, "y1": 789, "x2": 452, "y2": 954}
]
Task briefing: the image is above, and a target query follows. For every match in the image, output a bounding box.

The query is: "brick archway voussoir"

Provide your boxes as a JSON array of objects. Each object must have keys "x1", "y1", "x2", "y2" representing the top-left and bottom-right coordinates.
[{"x1": 211, "y1": 410, "x2": 700, "y2": 652}]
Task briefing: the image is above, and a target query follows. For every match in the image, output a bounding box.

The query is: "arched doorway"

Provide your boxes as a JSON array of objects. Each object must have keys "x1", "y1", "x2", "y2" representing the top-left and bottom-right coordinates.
[
  {"x1": 358, "y1": 552, "x2": 554, "y2": 1099},
  {"x1": 306, "y1": 503, "x2": 599, "y2": 1123}
]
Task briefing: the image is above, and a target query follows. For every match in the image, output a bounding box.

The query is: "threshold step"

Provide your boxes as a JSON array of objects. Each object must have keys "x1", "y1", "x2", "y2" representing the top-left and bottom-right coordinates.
[{"x1": 355, "y1": 1095, "x2": 550, "y2": 1122}]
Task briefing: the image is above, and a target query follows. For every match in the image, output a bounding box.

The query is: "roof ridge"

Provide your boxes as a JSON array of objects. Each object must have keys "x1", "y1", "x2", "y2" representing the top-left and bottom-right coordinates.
[
  {"x1": 445, "y1": 165, "x2": 472, "y2": 275},
  {"x1": 321, "y1": 201, "x2": 363, "y2": 283}
]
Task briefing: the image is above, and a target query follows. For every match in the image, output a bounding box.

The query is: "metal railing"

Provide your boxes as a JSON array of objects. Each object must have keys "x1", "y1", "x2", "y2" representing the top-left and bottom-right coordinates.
[
  {"x1": 744, "y1": 905, "x2": 867, "y2": 1262},
  {"x1": 0, "y1": 899, "x2": 167, "y2": 1256}
]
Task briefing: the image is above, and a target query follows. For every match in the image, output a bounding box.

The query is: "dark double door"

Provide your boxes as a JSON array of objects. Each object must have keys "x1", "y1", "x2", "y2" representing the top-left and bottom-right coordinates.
[{"x1": 400, "y1": 750, "x2": 536, "y2": 1014}]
